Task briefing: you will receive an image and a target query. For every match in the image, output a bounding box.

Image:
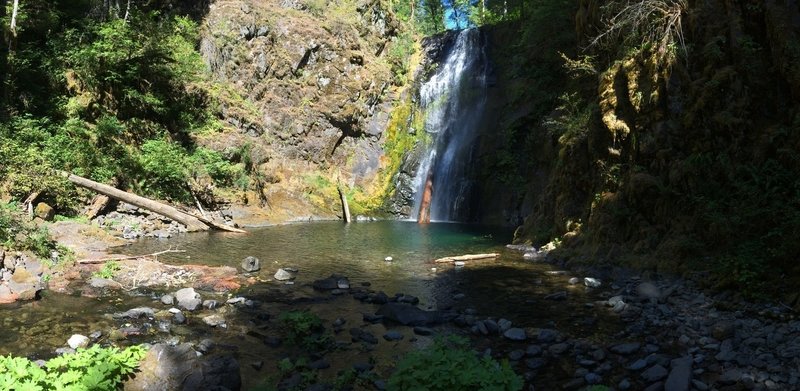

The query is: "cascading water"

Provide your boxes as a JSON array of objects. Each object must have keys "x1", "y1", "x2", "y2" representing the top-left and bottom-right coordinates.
[{"x1": 412, "y1": 28, "x2": 489, "y2": 222}]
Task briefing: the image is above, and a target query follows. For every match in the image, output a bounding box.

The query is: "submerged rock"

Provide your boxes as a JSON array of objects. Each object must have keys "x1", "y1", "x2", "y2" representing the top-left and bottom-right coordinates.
[
  {"x1": 67, "y1": 334, "x2": 89, "y2": 349},
  {"x1": 376, "y1": 302, "x2": 441, "y2": 326},
  {"x1": 273, "y1": 268, "x2": 295, "y2": 281},
  {"x1": 124, "y1": 343, "x2": 241, "y2": 391},
  {"x1": 584, "y1": 278, "x2": 602, "y2": 288},
  {"x1": 175, "y1": 287, "x2": 202, "y2": 311},
  {"x1": 241, "y1": 256, "x2": 261, "y2": 272}
]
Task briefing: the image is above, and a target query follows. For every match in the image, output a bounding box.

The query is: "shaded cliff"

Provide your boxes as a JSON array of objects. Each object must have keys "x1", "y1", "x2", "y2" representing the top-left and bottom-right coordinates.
[{"x1": 473, "y1": 0, "x2": 800, "y2": 297}]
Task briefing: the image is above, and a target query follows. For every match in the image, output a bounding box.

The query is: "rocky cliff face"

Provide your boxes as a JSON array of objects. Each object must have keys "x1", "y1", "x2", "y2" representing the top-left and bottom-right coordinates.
[
  {"x1": 194, "y1": 0, "x2": 405, "y2": 221},
  {"x1": 490, "y1": 0, "x2": 800, "y2": 297}
]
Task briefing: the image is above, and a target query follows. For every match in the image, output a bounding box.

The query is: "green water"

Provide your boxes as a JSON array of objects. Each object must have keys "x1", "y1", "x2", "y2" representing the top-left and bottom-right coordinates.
[{"x1": 1, "y1": 221, "x2": 620, "y2": 389}]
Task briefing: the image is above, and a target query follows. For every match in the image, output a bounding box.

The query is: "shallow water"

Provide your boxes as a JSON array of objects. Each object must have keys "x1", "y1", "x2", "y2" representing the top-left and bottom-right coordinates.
[{"x1": 1, "y1": 221, "x2": 621, "y2": 389}]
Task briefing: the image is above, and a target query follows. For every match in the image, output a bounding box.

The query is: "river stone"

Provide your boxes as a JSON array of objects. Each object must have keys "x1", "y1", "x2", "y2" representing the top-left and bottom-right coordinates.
[
  {"x1": 568, "y1": 277, "x2": 580, "y2": 285},
  {"x1": 664, "y1": 356, "x2": 692, "y2": 391},
  {"x1": 8, "y1": 268, "x2": 40, "y2": 300},
  {"x1": 124, "y1": 343, "x2": 241, "y2": 391},
  {"x1": 203, "y1": 300, "x2": 219, "y2": 310},
  {"x1": 584, "y1": 277, "x2": 602, "y2": 288},
  {"x1": 160, "y1": 294, "x2": 174, "y2": 305},
  {"x1": 0, "y1": 284, "x2": 16, "y2": 304},
  {"x1": 337, "y1": 278, "x2": 350, "y2": 289},
  {"x1": 637, "y1": 282, "x2": 661, "y2": 301},
  {"x1": 610, "y1": 342, "x2": 641, "y2": 355},
  {"x1": 114, "y1": 307, "x2": 155, "y2": 319},
  {"x1": 641, "y1": 364, "x2": 668, "y2": 382},
  {"x1": 538, "y1": 329, "x2": 558, "y2": 343},
  {"x1": 67, "y1": 334, "x2": 90, "y2": 349},
  {"x1": 203, "y1": 314, "x2": 226, "y2": 327},
  {"x1": 376, "y1": 302, "x2": 440, "y2": 326},
  {"x1": 241, "y1": 256, "x2": 260, "y2": 272},
  {"x1": 273, "y1": 268, "x2": 295, "y2": 281},
  {"x1": 383, "y1": 331, "x2": 404, "y2": 341},
  {"x1": 313, "y1": 276, "x2": 341, "y2": 290},
  {"x1": 175, "y1": 287, "x2": 202, "y2": 311},
  {"x1": 503, "y1": 328, "x2": 527, "y2": 341}
]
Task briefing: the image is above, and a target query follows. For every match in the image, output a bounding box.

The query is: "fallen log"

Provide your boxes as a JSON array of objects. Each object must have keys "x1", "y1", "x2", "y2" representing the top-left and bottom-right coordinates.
[
  {"x1": 60, "y1": 171, "x2": 210, "y2": 232},
  {"x1": 190, "y1": 212, "x2": 247, "y2": 233},
  {"x1": 338, "y1": 185, "x2": 351, "y2": 223},
  {"x1": 433, "y1": 253, "x2": 499, "y2": 263},
  {"x1": 78, "y1": 249, "x2": 187, "y2": 264}
]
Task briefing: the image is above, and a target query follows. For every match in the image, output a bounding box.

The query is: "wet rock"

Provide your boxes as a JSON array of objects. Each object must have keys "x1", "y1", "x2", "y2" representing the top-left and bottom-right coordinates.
[
  {"x1": 313, "y1": 275, "x2": 341, "y2": 290},
  {"x1": 383, "y1": 331, "x2": 404, "y2": 341},
  {"x1": 273, "y1": 268, "x2": 295, "y2": 281},
  {"x1": 176, "y1": 287, "x2": 202, "y2": 311},
  {"x1": 568, "y1": 277, "x2": 581, "y2": 285},
  {"x1": 396, "y1": 294, "x2": 419, "y2": 304},
  {"x1": 173, "y1": 311, "x2": 186, "y2": 324},
  {"x1": 610, "y1": 342, "x2": 641, "y2": 355},
  {"x1": 67, "y1": 334, "x2": 90, "y2": 349},
  {"x1": 629, "y1": 359, "x2": 648, "y2": 370},
  {"x1": 124, "y1": 343, "x2": 241, "y2": 391},
  {"x1": 538, "y1": 329, "x2": 558, "y2": 343},
  {"x1": 203, "y1": 300, "x2": 219, "y2": 310},
  {"x1": 509, "y1": 349, "x2": 525, "y2": 360},
  {"x1": 376, "y1": 302, "x2": 441, "y2": 326},
  {"x1": 718, "y1": 368, "x2": 742, "y2": 384},
  {"x1": 363, "y1": 314, "x2": 384, "y2": 323},
  {"x1": 413, "y1": 326, "x2": 433, "y2": 336},
  {"x1": 202, "y1": 314, "x2": 226, "y2": 327},
  {"x1": 241, "y1": 256, "x2": 261, "y2": 272},
  {"x1": 197, "y1": 339, "x2": 215, "y2": 354},
  {"x1": 549, "y1": 343, "x2": 570, "y2": 355},
  {"x1": 664, "y1": 356, "x2": 692, "y2": 391},
  {"x1": 226, "y1": 297, "x2": 246, "y2": 305},
  {"x1": 525, "y1": 357, "x2": 546, "y2": 369},
  {"x1": 503, "y1": 328, "x2": 527, "y2": 341},
  {"x1": 584, "y1": 277, "x2": 602, "y2": 288},
  {"x1": 114, "y1": 307, "x2": 156, "y2": 319},
  {"x1": 0, "y1": 284, "x2": 16, "y2": 304},
  {"x1": 161, "y1": 294, "x2": 175, "y2": 305},
  {"x1": 8, "y1": 268, "x2": 41, "y2": 300},
  {"x1": 642, "y1": 364, "x2": 668, "y2": 382},
  {"x1": 337, "y1": 277, "x2": 350, "y2": 289},
  {"x1": 526, "y1": 345, "x2": 542, "y2": 357}
]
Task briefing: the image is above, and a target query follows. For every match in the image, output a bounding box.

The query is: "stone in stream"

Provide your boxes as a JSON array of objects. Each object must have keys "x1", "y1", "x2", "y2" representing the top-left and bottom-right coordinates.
[
  {"x1": 376, "y1": 302, "x2": 441, "y2": 326},
  {"x1": 313, "y1": 275, "x2": 344, "y2": 290},
  {"x1": 610, "y1": 342, "x2": 641, "y2": 355},
  {"x1": 413, "y1": 326, "x2": 434, "y2": 336},
  {"x1": 241, "y1": 256, "x2": 260, "y2": 272},
  {"x1": 175, "y1": 287, "x2": 202, "y2": 311},
  {"x1": 124, "y1": 343, "x2": 240, "y2": 391},
  {"x1": 383, "y1": 331, "x2": 404, "y2": 341},
  {"x1": 173, "y1": 311, "x2": 186, "y2": 324},
  {"x1": 664, "y1": 356, "x2": 692, "y2": 391},
  {"x1": 568, "y1": 277, "x2": 580, "y2": 285},
  {"x1": 273, "y1": 268, "x2": 295, "y2": 281},
  {"x1": 544, "y1": 291, "x2": 567, "y2": 300},
  {"x1": 584, "y1": 277, "x2": 602, "y2": 288},
  {"x1": 337, "y1": 277, "x2": 350, "y2": 289},
  {"x1": 161, "y1": 294, "x2": 174, "y2": 305},
  {"x1": 641, "y1": 364, "x2": 668, "y2": 382},
  {"x1": 202, "y1": 314, "x2": 226, "y2": 327},
  {"x1": 67, "y1": 334, "x2": 90, "y2": 349},
  {"x1": 113, "y1": 307, "x2": 156, "y2": 319},
  {"x1": 503, "y1": 328, "x2": 527, "y2": 341},
  {"x1": 538, "y1": 329, "x2": 558, "y2": 343},
  {"x1": 203, "y1": 300, "x2": 219, "y2": 310}
]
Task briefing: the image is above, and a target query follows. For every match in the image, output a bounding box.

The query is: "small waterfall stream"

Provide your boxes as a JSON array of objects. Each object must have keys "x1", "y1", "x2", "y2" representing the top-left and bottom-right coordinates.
[{"x1": 412, "y1": 28, "x2": 489, "y2": 222}]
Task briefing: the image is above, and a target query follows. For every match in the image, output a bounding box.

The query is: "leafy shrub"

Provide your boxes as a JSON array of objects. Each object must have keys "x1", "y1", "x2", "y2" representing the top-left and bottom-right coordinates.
[
  {"x1": 136, "y1": 139, "x2": 191, "y2": 201},
  {"x1": 278, "y1": 311, "x2": 331, "y2": 350},
  {"x1": 387, "y1": 335, "x2": 523, "y2": 391},
  {"x1": 0, "y1": 344, "x2": 147, "y2": 390},
  {"x1": 0, "y1": 203, "x2": 65, "y2": 259},
  {"x1": 93, "y1": 261, "x2": 121, "y2": 279}
]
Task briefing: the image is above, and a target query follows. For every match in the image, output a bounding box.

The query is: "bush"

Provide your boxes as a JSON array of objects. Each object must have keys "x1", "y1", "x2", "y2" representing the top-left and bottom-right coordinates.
[
  {"x1": 388, "y1": 336, "x2": 523, "y2": 391},
  {"x1": 0, "y1": 203, "x2": 65, "y2": 259},
  {"x1": 278, "y1": 311, "x2": 331, "y2": 350},
  {"x1": 0, "y1": 344, "x2": 147, "y2": 390},
  {"x1": 136, "y1": 139, "x2": 191, "y2": 201}
]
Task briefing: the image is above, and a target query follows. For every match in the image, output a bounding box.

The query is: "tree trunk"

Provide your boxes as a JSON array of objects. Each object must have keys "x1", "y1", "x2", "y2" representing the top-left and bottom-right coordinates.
[
  {"x1": 338, "y1": 185, "x2": 351, "y2": 223},
  {"x1": 417, "y1": 172, "x2": 433, "y2": 223},
  {"x1": 10, "y1": 0, "x2": 19, "y2": 36},
  {"x1": 60, "y1": 171, "x2": 211, "y2": 232},
  {"x1": 434, "y1": 253, "x2": 499, "y2": 263}
]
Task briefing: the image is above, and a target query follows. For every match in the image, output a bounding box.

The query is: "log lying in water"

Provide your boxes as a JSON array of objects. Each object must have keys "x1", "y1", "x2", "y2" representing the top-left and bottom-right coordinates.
[
  {"x1": 433, "y1": 253, "x2": 499, "y2": 263},
  {"x1": 61, "y1": 171, "x2": 245, "y2": 233}
]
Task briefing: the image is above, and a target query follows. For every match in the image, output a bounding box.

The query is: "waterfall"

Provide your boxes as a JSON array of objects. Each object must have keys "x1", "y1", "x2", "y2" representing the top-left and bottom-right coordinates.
[{"x1": 412, "y1": 28, "x2": 489, "y2": 222}]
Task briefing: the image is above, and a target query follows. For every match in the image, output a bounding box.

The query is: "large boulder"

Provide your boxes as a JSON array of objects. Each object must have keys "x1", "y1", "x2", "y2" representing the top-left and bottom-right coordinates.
[
  {"x1": 34, "y1": 202, "x2": 55, "y2": 221},
  {"x1": 124, "y1": 343, "x2": 241, "y2": 391}
]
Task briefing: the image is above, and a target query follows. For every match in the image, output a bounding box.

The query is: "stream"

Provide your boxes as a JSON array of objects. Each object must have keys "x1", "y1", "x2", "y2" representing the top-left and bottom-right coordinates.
[{"x1": 0, "y1": 221, "x2": 623, "y2": 389}]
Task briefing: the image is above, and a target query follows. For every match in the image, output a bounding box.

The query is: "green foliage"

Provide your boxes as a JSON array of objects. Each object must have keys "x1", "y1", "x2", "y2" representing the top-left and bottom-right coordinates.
[
  {"x1": 278, "y1": 311, "x2": 331, "y2": 350},
  {"x1": 0, "y1": 203, "x2": 63, "y2": 259},
  {"x1": 542, "y1": 92, "x2": 594, "y2": 148},
  {"x1": 136, "y1": 139, "x2": 191, "y2": 201},
  {"x1": 93, "y1": 261, "x2": 121, "y2": 279},
  {"x1": 0, "y1": 344, "x2": 146, "y2": 391},
  {"x1": 387, "y1": 335, "x2": 523, "y2": 391},
  {"x1": 387, "y1": 31, "x2": 416, "y2": 85}
]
